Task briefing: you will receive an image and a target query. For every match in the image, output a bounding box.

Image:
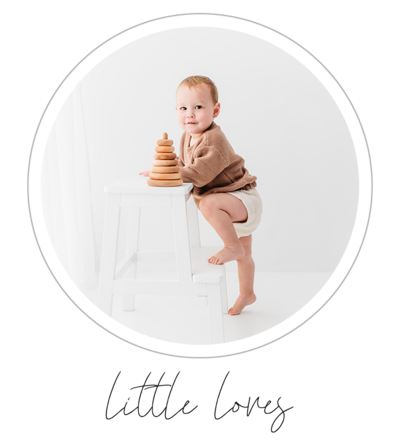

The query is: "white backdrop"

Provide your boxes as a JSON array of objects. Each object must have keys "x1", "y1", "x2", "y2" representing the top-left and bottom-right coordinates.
[{"x1": 41, "y1": 26, "x2": 358, "y2": 289}]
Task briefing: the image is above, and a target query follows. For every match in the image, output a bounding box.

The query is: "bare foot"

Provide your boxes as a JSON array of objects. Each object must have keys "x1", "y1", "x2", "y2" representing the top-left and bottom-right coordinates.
[
  {"x1": 208, "y1": 244, "x2": 245, "y2": 265},
  {"x1": 228, "y1": 293, "x2": 256, "y2": 315}
]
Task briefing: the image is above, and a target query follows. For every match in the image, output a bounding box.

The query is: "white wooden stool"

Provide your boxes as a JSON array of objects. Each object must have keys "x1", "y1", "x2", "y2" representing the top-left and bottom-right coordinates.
[{"x1": 98, "y1": 175, "x2": 228, "y2": 344}]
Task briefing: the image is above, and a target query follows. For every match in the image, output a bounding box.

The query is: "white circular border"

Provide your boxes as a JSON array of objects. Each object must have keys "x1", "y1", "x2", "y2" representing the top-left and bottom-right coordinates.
[{"x1": 28, "y1": 13, "x2": 372, "y2": 358}]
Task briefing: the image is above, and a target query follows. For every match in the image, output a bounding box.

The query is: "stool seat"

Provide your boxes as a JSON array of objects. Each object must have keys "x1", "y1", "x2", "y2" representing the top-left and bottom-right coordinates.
[
  {"x1": 98, "y1": 175, "x2": 228, "y2": 344},
  {"x1": 104, "y1": 174, "x2": 193, "y2": 195}
]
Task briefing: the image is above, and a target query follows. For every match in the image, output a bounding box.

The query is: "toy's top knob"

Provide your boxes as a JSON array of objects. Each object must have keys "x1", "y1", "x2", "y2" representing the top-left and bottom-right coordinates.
[{"x1": 157, "y1": 133, "x2": 173, "y2": 146}]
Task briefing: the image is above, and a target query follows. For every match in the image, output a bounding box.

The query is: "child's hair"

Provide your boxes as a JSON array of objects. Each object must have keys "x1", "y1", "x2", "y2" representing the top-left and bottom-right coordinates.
[{"x1": 177, "y1": 75, "x2": 219, "y2": 104}]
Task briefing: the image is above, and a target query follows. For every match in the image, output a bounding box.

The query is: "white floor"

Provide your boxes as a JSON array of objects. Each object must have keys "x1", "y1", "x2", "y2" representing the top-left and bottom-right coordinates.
[{"x1": 83, "y1": 261, "x2": 331, "y2": 345}]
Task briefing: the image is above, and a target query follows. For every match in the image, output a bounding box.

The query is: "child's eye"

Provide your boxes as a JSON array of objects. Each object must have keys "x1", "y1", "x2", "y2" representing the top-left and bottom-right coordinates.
[
  {"x1": 180, "y1": 107, "x2": 187, "y2": 110},
  {"x1": 195, "y1": 105, "x2": 202, "y2": 109}
]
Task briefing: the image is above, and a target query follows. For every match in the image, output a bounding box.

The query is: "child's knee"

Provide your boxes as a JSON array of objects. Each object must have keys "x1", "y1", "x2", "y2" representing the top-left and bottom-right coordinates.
[
  {"x1": 199, "y1": 195, "x2": 218, "y2": 215},
  {"x1": 239, "y1": 235, "x2": 252, "y2": 253}
]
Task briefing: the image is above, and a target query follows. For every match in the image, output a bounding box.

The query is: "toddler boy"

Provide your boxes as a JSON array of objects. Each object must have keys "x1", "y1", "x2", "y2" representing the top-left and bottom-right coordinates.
[{"x1": 141, "y1": 76, "x2": 262, "y2": 315}]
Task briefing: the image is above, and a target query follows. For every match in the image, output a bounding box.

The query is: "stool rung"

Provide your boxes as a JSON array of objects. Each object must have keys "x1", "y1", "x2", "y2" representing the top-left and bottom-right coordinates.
[
  {"x1": 113, "y1": 279, "x2": 205, "y2": 296},
  {"x1": 115, "y1": 251, "x2": 136, "y2": 278},
  {"x1": 191, "y1": 246, "x2": 225, "y2": 283}
]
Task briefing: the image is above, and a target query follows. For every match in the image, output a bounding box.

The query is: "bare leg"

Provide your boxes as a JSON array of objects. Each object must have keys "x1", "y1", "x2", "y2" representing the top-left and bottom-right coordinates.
[
  {"x1": 199, "y1": 194, "x2": 248, "y2": 265},
  {"x1": 229, "y1": 234, "x2": 256, "y2": 315}
]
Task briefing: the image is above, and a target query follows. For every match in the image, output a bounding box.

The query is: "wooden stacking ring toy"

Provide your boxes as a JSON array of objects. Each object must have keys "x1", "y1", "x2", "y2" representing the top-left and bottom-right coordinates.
[{"x1": 146, "y1": 133, "x2": 182, "y2": 187}]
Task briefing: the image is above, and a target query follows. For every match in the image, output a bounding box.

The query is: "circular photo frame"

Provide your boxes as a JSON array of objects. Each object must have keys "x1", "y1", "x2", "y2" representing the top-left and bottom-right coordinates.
[{"x1": 27, "y1": 12, "x2": 373, "y2": 359}]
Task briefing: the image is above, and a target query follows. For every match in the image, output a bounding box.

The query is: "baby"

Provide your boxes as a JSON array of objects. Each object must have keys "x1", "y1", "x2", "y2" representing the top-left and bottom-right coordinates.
[{"x1": 140, "y1": 76, "x2": 263, "y2": 315}]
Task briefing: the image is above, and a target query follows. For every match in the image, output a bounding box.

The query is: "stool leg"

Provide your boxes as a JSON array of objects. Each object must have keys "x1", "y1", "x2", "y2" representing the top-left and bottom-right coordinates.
[
  {"x1": 123, "y1": 207, "x2": 140, "y2": 311},
  {"x1": 126, "y1": 207, "x2": 140, "y2": 254},
  {"x1": 187, "y1": 194, "x2": 201, "y2": 248},
  {"x1": 98, "y1": 193, "x2": 121, "y2": 316},
  {"x1": 206, "y1": 283, "x2": 224, "y2": 344},
  {"x1": 171, "y1": 194, "x2": 192, "y2": 282}
]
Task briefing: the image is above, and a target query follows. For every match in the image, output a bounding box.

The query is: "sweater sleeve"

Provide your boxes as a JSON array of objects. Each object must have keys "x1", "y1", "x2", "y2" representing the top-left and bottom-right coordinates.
[
  {"x1": 179, "y1": 146, "x2": 228, "y2": 187},
  {"x1": 177, "y1": 156, "x2": 185, "y2": 168},
  {"x1": 177, "y1": 132, "x2": 186, "y2": 167}
]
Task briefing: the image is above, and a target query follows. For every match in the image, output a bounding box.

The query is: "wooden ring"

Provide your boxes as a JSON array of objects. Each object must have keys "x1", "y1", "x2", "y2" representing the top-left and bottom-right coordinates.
[
  {"x1": 155, "y1": 146, "x2": 174, "y2": 153},
  {"x1": 147, "y1": 178, "x2": 183, "y2": 187},
  {"x1": 151, "y1": 165, "x2": 180, "y2": 173},
  {"x1": 149, "y1": 172, "x2": 181, "y2": 180},
  {"x1": 153, "y1": 152, "x2": 176, "y2": 160},
  {"x1": 153, "y1": 159, "x2": 178, "y2": 166},
  {"x1": 157, "y1": 139, "x2": 173, "y2": 146}
]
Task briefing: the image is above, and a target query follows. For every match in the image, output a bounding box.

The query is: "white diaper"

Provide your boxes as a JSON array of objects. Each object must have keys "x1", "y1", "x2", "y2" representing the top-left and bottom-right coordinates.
[{"x1": 227, "y1": 187, "x2": 263, "y2": 238}]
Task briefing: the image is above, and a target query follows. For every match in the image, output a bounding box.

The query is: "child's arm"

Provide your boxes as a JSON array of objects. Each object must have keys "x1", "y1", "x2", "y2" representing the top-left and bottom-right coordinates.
[{"x1": 179, "y1": 146, "x2": 228, "y2": 187}]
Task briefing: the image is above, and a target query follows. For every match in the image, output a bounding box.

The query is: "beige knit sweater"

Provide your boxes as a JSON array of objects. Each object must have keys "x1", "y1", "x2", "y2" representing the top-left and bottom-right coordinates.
[{"x1": 177, "y1": 122, "x2": 257, "y2": 208}]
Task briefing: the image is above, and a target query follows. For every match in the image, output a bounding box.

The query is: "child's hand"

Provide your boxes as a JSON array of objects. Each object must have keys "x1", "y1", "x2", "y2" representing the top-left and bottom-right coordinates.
[{"x1": 139, "y1": 170, "x2": 150, "y2": 177}]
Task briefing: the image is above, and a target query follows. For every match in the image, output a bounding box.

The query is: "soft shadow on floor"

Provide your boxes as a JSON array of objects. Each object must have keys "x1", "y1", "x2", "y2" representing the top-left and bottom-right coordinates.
[{"x1": 83, "y1": 271, "x2": 331, "y2": 345}]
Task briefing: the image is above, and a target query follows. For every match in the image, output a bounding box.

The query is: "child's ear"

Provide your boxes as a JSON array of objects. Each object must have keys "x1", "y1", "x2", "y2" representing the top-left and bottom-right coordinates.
[{"x1": 213, "y1": 102, "x2": 221, "y2": 118}]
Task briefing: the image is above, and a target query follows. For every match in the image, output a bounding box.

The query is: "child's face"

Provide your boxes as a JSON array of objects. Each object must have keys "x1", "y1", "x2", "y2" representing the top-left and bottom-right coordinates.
[{"x1": 175, "y1": 84, "x2": 220, "y2": 139}]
